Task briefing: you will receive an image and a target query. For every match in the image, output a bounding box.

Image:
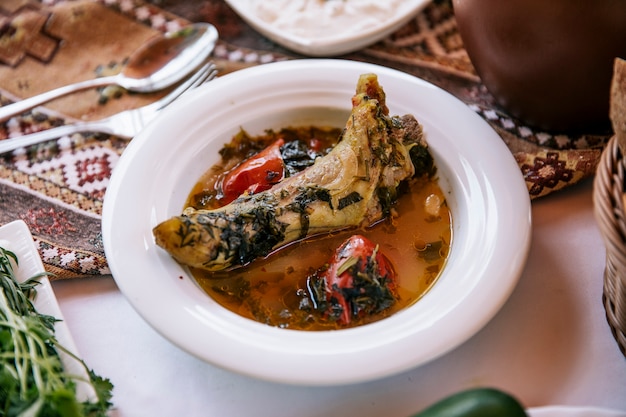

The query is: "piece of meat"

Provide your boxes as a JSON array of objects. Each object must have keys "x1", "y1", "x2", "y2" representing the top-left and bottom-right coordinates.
[{"x1": 153, "y1": 73, "x2": 433, "y2": 272}]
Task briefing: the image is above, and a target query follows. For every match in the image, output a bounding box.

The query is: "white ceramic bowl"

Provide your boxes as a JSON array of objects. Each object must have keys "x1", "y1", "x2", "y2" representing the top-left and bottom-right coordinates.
[
  {"x1": 102, "y1": 59, "x2": 532, "y2": 385},
  {"x1": 224, "y1": 0, "x2": 430, "y2": 56}
]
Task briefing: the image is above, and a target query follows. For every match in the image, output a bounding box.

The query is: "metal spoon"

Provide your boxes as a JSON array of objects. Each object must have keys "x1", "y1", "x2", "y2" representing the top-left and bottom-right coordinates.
[{"x1": 0, "y1": 22, "x2": 218, "y2": 121}]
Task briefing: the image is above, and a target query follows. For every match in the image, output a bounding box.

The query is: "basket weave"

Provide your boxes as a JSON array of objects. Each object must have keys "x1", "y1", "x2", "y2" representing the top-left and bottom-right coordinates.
[{"x1": 593, "y1": 135, "x2": 626, "y2": 356}]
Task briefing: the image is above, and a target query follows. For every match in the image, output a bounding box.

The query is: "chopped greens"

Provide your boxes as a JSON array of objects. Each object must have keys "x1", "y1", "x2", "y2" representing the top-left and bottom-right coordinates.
[
  {"x1": 416, "y1": 240, "x2": 444, "y2": 263},
  {"x1": 0, "y1": 246, "x2": 113, "y2": 417}
]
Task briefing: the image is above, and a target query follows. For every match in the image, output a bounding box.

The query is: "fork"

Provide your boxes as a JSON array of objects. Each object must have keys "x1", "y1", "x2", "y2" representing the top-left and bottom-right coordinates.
[{"x1": 0, "y1": 62, "x2": 218, "y2": 155}]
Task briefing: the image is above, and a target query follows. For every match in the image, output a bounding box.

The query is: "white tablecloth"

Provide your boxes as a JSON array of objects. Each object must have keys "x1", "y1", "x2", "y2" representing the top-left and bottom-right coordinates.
[{"x1": 51, "y1": 178, "x2": 626, "y2": 417}]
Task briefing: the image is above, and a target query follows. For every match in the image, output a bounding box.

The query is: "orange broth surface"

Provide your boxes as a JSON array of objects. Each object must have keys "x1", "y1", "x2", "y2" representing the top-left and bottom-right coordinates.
[{"x1": 185, "y1": 127, "x2": 452, "y2": 331}]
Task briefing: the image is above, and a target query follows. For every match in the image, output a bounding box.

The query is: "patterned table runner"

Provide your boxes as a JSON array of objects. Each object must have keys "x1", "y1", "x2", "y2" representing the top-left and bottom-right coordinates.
[{"x1": 0, "y1": 0, "x2": 610, "y2": 278}]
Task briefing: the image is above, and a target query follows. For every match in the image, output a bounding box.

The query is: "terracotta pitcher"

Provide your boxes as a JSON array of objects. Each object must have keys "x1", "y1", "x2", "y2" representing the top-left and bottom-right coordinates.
[{"x1": 453, "y1": 0, "x2": 626, "y2": 133}]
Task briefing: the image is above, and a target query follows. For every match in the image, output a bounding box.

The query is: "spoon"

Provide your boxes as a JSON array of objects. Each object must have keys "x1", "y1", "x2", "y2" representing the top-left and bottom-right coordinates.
[{"x1": 0, "y1": 22, "x2": 218, "y2": 122}]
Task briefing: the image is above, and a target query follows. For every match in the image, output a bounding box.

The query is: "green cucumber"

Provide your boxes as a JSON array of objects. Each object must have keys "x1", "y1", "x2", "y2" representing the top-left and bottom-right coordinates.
[{"x1": 411, "y1": 387, "x2": 528, "y2": 417}]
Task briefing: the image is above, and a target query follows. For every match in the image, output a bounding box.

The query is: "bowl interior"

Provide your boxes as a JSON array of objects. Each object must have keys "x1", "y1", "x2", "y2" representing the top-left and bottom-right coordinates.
[{"x1": 102, "y1": 60, "x2": 531, "y2": 385}]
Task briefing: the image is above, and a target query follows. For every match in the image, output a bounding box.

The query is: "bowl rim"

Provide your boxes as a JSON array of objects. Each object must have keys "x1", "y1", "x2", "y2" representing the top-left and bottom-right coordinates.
[{"x1": 102, "y1": 59, "x2": 532, "y2": 385}]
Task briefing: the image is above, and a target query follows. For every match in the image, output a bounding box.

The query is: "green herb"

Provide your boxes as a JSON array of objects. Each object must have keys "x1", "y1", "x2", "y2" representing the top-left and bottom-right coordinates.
[
  {"x1": 285, "y1": 186, "x2": 333, "y2": 239},
  {"x1": 0, "y1": 246, "x2": 114, "y2": 417},
  {"x1": 408, "y1": 141, "x2": 436, "y2": 178},
  {"x1": 376, "y1": 186, "x2": 398, "y2": 218},
  {"x1": 335, "y1": 256, "x2": 358, "y2": 276},
  {"x1": 337, "y1": 191, "x2": 363, "y2": 210},
  {"x1": 416, "y1": 240, "x2": 444, "y2": 263},
  {"x1": 190, "y1": 194, "x2": 288, "y2": 268}
]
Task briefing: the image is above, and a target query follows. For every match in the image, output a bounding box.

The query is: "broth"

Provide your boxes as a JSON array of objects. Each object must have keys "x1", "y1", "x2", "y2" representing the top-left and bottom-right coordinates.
[{"x1": 186, "y1": 127, "x2": 452, "y2": 330}]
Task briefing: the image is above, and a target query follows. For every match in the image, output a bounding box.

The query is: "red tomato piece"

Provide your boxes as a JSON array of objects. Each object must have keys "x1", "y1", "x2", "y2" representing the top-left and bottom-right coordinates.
[
  {"x1": 308, "y1": 137, "x2": 323, "y2": 152},
  {"x1": 220, "y1": 139, "x2": 285, "y2": 204},
  {"x1": 321, "y1": 234, "x2": 397, "y2": 325}
]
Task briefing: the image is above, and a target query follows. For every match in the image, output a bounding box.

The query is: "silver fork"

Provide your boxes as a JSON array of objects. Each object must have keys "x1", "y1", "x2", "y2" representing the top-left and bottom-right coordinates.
[{"x1": 0, "y1": 62, "x2": 218, "y2": 155}]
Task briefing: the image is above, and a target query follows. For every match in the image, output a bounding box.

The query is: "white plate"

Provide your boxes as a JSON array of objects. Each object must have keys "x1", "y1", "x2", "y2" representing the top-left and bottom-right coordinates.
[
  {"x1": 102, "y1": 59, "x2": 532, "y2": 385},
  {"x1": 224, "y1": 0, "x2": 430, "y2": 56},
  {"x1": 528, "y1": 406, "x2": 626, "y2": 417},
  {"x1": 0, "y1": 220, "x2": 96, "y2": 401}
]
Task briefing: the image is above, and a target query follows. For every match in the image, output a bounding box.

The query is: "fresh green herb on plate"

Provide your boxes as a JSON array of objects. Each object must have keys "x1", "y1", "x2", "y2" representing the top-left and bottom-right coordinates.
[{"x1": 0, "y1": 246, "x2": 113, "y2": 417}]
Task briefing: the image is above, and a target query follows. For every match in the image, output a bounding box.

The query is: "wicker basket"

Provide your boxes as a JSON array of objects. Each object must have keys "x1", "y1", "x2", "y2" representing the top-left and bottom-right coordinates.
[{"x1": 593, "y1": 135, "x2": 626, "y2": 356}]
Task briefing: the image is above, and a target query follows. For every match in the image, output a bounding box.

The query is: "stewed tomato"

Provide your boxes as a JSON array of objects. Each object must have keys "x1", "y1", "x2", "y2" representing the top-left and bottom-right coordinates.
[
  {"x1": 219, "y1": 139, "x2": 285, "y2": 204},
  {"x1": 316, "y1": 234, "x2": 397, "y2": 325}
]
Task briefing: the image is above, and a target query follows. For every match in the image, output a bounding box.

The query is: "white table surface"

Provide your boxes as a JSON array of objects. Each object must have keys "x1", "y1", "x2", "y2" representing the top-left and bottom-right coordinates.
[{"x1": 51, "y1": 178, "x2": 626, "y2": 417}]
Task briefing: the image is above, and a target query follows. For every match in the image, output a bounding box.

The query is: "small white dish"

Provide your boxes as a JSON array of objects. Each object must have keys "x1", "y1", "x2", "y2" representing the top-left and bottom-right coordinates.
[
  {"x1": 224, "y1": 0, "x2": 430, "y2": 56},
  {"x1": 102, "y1": 59, "x2": 532, "y2": 385},
  {"x1": 528, "y1": 406, "x2": 626, "y2": 417},
  {"x1": 0, "y1": 220, "x2": 96, "y2": 401}
]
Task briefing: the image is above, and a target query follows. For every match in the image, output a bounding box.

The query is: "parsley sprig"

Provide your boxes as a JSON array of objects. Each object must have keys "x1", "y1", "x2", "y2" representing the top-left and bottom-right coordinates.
[{"x1": 0, "y1": 246, "x2": 113, "y2": 416}]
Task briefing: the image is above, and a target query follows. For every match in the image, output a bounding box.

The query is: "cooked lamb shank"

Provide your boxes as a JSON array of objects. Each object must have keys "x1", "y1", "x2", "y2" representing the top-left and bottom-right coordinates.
[{"x1": 153, "y1": 73, "x2": 434, "y2": 272}]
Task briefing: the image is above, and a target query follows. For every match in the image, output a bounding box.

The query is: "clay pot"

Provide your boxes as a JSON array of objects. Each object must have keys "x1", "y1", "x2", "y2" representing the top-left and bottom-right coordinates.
[{"x1": 453, "y1": 0, "x2": 626, "y2": 133}]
